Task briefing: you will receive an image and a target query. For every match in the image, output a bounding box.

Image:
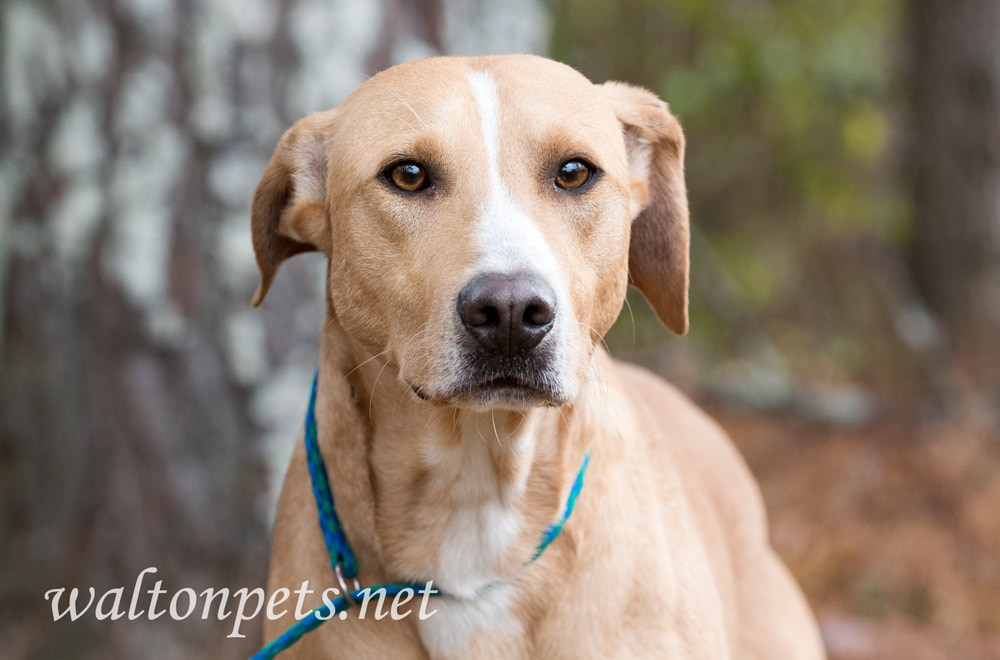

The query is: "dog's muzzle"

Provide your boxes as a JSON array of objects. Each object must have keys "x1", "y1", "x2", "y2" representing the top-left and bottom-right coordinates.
[{"x1": 449, "y1": 272, "x2": 564, "y2": 406}]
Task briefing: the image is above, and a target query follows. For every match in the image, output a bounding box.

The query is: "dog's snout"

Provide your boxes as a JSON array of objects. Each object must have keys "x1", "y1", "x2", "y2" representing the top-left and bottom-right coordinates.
[{"x1": 458, "y1": 273, "x2": 556, "y2": 354}]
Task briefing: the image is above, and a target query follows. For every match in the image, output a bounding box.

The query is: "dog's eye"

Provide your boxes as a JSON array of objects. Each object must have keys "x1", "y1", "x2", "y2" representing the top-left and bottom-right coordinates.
[
  {"x1": 387, "y1": 161, "x2": 430, "y2": 192},
  {"x1": 555, "y1": 159, "x2": 594, "y2": 190}
]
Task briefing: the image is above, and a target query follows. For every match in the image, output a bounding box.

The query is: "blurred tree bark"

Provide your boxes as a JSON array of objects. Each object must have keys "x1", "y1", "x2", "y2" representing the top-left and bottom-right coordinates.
[
  {"x1": 908, "y1": 0, "x2": 1000, "y2": 387},
  {"x1": 0, "y1": 1, "x2": 545, "y2": 658}
]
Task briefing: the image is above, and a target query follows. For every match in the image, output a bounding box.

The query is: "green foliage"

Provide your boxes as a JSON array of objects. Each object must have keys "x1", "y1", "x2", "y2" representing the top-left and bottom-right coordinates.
[{"x1": 551, "y1": 0, "x2": 907, "y2": 382}]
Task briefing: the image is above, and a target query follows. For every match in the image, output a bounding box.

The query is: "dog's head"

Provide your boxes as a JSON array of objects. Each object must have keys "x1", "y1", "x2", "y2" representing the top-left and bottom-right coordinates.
[{"x1": 251, "y1": 55, "x2": 688, "y2": 411}]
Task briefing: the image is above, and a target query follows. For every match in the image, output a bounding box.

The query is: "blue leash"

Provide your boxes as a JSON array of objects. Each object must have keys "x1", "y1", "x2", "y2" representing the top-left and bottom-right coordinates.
[{"x1": 251, "y1": 371, "x2": 590, "y2": 659}]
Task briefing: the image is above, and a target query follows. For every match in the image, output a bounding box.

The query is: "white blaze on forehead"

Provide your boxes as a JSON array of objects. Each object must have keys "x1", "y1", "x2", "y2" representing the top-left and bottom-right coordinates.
[
  {"x1": 466, "y1": 71, "x2": 562, "y2": 279},
  {"x1": 460, "y1": 70, "x2": 579, "y2": 405},
  {"x1": 467, "y1": 70, "x2": 502, "y2": 180}
]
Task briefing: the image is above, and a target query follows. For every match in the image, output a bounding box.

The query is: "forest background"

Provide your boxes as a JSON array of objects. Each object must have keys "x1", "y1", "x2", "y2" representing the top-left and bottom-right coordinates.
[{"x1": 2, "y1": 1, "x2": 998, "y2": 658}]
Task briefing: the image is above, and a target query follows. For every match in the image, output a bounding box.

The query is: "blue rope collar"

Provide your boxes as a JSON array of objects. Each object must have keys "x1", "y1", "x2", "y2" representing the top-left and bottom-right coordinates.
[{"x1": 250, "y1": 371, "x2": 590, "y2": 659}]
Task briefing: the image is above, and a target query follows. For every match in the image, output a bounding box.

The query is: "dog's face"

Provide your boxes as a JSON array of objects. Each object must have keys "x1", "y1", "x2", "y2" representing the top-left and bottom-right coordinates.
[{"x1": 251, "y1": 55, "x2": 688, "y2": 411}]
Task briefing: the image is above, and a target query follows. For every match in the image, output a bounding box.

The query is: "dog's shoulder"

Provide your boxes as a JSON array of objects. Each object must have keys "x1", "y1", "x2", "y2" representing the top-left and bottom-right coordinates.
[{"x1": 612, "y1": 360, "x2": 770, "y2": 544}]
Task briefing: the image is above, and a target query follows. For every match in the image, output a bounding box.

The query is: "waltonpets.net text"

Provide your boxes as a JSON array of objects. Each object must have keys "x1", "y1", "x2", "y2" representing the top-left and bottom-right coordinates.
[{"x1": 43, "y1": 567, "x2": 438, "y2": 637}]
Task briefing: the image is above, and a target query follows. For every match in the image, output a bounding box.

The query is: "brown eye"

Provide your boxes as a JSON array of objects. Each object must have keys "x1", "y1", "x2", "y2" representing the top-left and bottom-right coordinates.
[
  {"x1": 555, "y1": 159, "x2": 594, "y2": 190},
  {"x1": 388, "y1": 161, "x2": 429, "y2": 192}
]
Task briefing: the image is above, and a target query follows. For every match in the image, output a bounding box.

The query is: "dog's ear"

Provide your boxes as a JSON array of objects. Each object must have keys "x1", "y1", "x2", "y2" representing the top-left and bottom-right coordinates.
[
  {"x1": 601, "y1": 82, "x2": 690, "y2": 335},
  {"x1": 250, "y1": 109, "x2": 338, "y2": 306}
]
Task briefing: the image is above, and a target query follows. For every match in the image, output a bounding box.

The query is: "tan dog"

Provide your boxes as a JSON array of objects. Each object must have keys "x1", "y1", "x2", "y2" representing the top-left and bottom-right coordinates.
[{"x1": 252, "y1": 54, "x2": 824, "y2": 659}]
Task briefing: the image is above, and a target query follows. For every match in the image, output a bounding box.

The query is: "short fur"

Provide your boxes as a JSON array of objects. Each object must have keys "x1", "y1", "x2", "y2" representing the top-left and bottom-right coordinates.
[{"x1": 252, "y1": 55, "x2": 824, "y2": 659}]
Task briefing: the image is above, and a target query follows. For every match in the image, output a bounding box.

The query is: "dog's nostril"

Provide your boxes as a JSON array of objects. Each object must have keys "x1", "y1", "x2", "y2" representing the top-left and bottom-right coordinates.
[
  {"x1": 524, "y1": 301, "x2": 554, "y2": 328},
  {"x1": 482, "y1": 306, "x2": 500, "y2": 327},
  {"x1": 464, "y1": 304, "x2": 498, "y2": 328}
]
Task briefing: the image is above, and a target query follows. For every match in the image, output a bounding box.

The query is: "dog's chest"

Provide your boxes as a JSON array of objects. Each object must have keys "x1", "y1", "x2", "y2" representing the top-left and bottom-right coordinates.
[
  {"x1": 418, "y1": 417, "x2": 533, "y2": 595},
  {"x1": 405, "y1": 415, "x2": 537, "y2": 656},
  {"x1": 417, "y1": 583, "x2": 526, "y2": 659}
]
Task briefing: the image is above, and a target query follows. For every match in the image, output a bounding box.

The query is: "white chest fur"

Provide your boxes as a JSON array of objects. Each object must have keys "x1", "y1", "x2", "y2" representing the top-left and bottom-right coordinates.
[
  {"x1": 415, "y1": 411, "x2": 536, "y2": 657},
  {"x1": 418, "y1": 584, "x2": 524, "y2": 659}
]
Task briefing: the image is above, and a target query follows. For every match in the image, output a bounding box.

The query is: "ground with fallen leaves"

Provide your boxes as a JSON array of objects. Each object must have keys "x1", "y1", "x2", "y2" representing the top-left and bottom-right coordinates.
[{"x1": 713, "y1": 406, "x2": 1000, "y2": 660}]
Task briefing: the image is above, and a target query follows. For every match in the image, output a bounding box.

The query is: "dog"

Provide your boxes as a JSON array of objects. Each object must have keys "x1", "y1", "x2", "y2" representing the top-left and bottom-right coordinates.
[{"x1": 250, "y1": 54, "x2": 825, "y2": 659}]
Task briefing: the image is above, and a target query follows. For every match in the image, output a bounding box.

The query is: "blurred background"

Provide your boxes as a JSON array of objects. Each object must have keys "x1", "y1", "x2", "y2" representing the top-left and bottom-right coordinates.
[{"x1": 1, "y1": 0, "x2": 997, "y2": 658}]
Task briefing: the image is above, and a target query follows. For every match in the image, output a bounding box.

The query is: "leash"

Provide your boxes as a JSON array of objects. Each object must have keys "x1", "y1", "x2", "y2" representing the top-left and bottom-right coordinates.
[{"x1": 250, "y1": 371, "x2": 590, "y2": 659}]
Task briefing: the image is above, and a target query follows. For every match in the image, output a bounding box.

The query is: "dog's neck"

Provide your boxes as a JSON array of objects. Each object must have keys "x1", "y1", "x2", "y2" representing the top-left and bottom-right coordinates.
[{"x1": 315, "y1": 314, "x2": 602, "y2": 598}]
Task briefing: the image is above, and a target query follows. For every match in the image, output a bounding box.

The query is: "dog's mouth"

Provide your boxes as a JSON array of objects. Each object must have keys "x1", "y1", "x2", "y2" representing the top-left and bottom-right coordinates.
[
  {"x1": 479, "y1": 375, "x2": 529, "y2": 390},
  {"x1": 463, "y1": 373, "x2": 563, "y2": 409},
  {"x1": 475, "y1": 374, "x2": 549, "y2": 399},
  {"x1": 411, "y1": 371, "x2": 565, "y2": 409},
  {"x1": 405, "y1": 338, "x2": 571, "y2": 409}
]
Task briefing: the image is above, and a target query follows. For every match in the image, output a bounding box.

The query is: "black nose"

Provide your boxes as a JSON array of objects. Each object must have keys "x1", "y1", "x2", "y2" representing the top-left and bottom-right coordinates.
[{"x1": 458, "y1": 273, "x2": 556, "y2": 355}]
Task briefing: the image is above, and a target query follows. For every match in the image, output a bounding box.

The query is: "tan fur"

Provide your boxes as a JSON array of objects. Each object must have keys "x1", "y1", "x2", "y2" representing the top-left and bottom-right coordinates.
[{"x1": 253, "y1": 55, "x2": 824, "y2": 659}]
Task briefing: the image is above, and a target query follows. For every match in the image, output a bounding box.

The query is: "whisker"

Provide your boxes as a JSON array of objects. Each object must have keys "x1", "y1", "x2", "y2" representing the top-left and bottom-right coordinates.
[
  {"x1": 368, "y1": 360, "x2": 390, "y2": 425},
  {"x1": 475, "y1": 414, "x2": 488, "y2": 446},
  {"x1": 588, "y1": 354, "x2": 611, "y2": 421},
  {"x1": 578, "y1": 322, "x2": 613, "y2": 359},
  {"x1": 363, "y1": 72, "x2": 429, "y2": 131},
  {"x1": 556, "y1": 406, "x2": 571, "y2": 434},
  {"x1": 623, "y1": 294, "x2": 636, "y2": 347},
  {"x1": 491, "y1": 410, "x2": 502, "y2": 449},
  {"x1": 369, "y1": 110, "x2": 419, "y2": 133},
  {"x1": 345, "y1": 350, "x2": 389, "y2": 378}
]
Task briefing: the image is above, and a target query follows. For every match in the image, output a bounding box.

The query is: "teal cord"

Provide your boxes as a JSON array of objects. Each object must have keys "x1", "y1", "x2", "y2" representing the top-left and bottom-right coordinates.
[
  {"x1": 249, "y1": 370, "x2": 590, "y2": 658},
  {"x1": 302, "y1": 372, "x2": 358, "y2": 578},
  {"x1": 250, "y1": 584, "x2": 434, "y2": 660},
  {"x1": 532, "y1": 450, "x2": 590, "y2": 561}
]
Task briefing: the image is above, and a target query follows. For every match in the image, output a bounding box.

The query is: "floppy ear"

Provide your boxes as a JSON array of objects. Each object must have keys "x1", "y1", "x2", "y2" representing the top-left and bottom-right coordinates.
[
  {"x1": 250, "y1": 109, "x2": 338, "y2": 306},
  {"x1": 601, "y1": 82, "x2": 690, "y2": 335}
]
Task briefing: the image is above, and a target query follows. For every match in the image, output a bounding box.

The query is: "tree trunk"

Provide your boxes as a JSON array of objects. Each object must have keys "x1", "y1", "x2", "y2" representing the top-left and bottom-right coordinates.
[
  {"x1": 908, "y1": 0, "x2": 1000, "y2": 386},
  {"x1": 0, "y1": 1, "x2": 545, "y2": 658}
]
